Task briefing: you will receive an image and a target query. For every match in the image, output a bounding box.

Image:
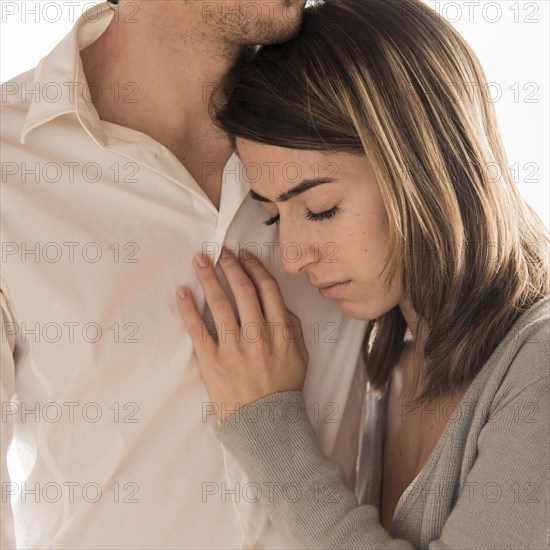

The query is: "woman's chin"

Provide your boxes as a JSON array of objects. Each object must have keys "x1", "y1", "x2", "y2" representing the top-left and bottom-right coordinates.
[
  {"x1": 335, "y1": 299, "x2": 375, "y2": 321},
  {"x1": 336, "y1": 298, "x2": 391, "y2": 322}
]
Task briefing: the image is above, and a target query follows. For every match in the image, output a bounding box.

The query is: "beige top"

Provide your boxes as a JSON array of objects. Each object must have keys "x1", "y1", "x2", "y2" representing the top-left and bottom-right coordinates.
[
  {"x1": 218, "y1": 295, "x2": 550, "y2": 549},
  {"x1": 393, "y1": 470, "x2": 422, "y2": 522}
]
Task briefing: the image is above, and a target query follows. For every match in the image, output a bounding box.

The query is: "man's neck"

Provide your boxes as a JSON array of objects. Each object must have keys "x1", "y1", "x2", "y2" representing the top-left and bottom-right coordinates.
[{"x1": 79, "y1": 3, "x2": 240, "y2": 208}]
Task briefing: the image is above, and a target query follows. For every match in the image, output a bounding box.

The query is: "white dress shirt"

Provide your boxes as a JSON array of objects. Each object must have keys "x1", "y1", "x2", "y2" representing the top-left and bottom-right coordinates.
[{"x1": 0, "y1": 3, "x2": 367, "y2": 548}]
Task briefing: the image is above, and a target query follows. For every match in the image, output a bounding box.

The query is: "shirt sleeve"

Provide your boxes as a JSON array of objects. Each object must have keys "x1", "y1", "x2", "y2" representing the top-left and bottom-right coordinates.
[
  {"x1": 216, "y1": 370, "x2": 549, "y2": 550},
  {"x1": 1, "y1": 291, "x2": 17, "y2": 549}
]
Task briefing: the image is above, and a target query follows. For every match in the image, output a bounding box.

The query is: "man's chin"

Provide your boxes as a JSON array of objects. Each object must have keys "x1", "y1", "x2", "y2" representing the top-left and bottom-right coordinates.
[
  {"x1": 255, "y1": 18, "x2": 305, "y2": 46},
  {"x1": 260, "y1": 0, "x2": 306, "y2": 44}
]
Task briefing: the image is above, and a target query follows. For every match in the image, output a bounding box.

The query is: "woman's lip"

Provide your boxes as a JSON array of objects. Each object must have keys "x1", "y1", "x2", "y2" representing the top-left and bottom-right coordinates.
[{"x1": 318, "y1": 280, "x2": 351, "y2": 298}]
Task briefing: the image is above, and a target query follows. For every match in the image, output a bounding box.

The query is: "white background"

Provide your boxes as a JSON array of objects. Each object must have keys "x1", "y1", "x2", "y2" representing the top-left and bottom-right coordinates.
[{"x1": 1, "y1": 0, "x2": 549, "y2": 227}]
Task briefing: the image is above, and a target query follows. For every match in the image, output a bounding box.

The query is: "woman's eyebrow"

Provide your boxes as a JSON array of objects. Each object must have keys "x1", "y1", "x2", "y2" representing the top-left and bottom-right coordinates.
[{"x1": 249, "y1": 178, "x2": 338, "y2": 203}]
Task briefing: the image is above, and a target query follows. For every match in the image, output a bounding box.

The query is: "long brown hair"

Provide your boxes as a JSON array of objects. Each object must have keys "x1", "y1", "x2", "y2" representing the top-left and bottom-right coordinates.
[{"x1": 211, "y1": 0, "x2": 549, "y2": 408}]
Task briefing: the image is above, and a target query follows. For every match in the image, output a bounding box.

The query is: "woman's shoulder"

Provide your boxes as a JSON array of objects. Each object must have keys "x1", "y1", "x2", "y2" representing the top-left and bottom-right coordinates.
[{"x1": 488, "y1": 295, "x2": 549, "y2": 412}]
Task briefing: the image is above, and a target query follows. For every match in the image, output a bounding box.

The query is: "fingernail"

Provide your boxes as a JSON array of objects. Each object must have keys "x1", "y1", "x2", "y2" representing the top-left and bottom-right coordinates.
[
  {"x1": 178, "y1": 287, "x2": 188, "y2": 300},
  {"x1": 195, "y1": 253, "x2": 210, "y2": 268},
  {"x1": 220, "y1": 248, "x2": 232, "y2": 262}
]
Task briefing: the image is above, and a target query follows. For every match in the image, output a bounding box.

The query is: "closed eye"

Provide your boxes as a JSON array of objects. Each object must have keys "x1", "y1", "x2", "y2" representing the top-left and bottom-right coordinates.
[
  {"x1": 263, "y1": 206, "x2": 341, "y2": 226},
  {"x1": 263, "y1": 214, "x2": 280, "y2": 227}
]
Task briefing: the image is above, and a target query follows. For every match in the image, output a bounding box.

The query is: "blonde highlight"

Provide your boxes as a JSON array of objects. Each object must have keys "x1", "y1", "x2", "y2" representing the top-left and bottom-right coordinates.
[{"x1": 212, "y1": 0, "x2": 549, "y2": 408}]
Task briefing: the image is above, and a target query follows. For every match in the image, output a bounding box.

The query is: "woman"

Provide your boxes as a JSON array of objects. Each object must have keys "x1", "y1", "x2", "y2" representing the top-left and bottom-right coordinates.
[{"x1": 176, "y1": 0, "x2": 549, "y2": 548}]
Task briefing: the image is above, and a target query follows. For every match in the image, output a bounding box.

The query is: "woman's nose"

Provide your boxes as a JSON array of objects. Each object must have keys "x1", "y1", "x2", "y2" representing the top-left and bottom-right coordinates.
[{"x1": 278, "y1": 237, "x2": 320, "y2": 274}]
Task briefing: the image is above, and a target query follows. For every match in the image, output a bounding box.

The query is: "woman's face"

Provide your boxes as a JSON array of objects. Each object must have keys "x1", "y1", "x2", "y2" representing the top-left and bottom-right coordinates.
[{"x1": 236, "y1": 138, "x2": 404, "y2": 321}]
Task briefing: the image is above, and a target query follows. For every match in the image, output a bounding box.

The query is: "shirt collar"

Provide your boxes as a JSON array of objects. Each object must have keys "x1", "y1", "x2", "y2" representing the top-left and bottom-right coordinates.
[
  {"x1": 20, "y1": 1, "x2": 115, "y2": 145},
  {"x1": 18, "y1": 1, "x2": 249, "y2": 216}
]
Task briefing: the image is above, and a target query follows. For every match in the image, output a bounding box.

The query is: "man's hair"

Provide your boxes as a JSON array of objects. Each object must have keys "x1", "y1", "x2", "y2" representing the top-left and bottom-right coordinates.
[{"x1": 210, "y1": 0, "x2": 549, "y2": 407}]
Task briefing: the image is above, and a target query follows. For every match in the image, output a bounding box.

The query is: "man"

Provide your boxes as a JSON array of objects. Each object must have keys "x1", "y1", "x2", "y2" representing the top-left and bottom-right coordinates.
[{"x1": 0, "y1": 1, "x2": 367, "y2": 548}]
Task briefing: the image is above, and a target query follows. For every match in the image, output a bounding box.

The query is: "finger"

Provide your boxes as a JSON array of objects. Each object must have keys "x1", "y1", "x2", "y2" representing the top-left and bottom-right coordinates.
[
  {"x1": 218, "y1": 247, "x2": 265, "y2": 326},
  {"x1": 238, "y1": 249, "x2": 288, "y2": 323},
  {"x1": 176, "y1": 287, "x2": 216, "y2": 361},
  {"x1": 287, "y1": 309, "x2": 309, "y2": 366},
  {"x1": 193, "y1": 252, "x2": 239, "y2": 337}
]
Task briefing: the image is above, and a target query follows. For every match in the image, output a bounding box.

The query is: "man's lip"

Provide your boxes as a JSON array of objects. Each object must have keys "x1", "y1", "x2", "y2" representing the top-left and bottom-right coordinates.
[{"x1": 312, "y1": 279, "x2": 351, "y2": 289}]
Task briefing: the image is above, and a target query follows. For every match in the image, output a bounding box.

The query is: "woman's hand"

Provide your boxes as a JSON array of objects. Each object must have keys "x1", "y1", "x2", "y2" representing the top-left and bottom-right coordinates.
[{"x1": 176, "y1": 247, "x2": 309, "y2": 423}]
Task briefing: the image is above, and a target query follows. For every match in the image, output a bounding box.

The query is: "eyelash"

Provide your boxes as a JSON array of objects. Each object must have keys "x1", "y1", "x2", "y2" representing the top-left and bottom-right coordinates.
[{"x1": 262, "y1": 206, "x2": 341, "y2": 227}]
